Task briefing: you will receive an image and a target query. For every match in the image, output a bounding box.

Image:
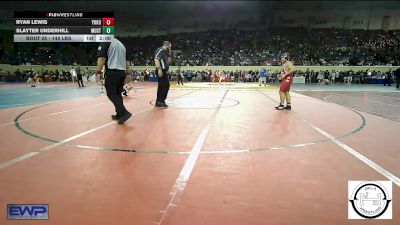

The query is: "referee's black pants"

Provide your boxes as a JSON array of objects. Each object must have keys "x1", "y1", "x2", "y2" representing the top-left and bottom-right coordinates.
[
  {"x1": 77, "y1": 74, "x2": 84, "y2": 87},
  {"x1": 105, "y1": 70, "x2": 129, "y2": 116},
  {"x1": 156, "y1": 69, "x2": 170, "y2": 103}
]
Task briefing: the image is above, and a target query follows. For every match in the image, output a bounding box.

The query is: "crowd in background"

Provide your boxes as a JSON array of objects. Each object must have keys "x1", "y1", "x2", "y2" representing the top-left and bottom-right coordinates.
[
  {"x1": 2, "y1": 66, "x2": 398, "y2": 87},
  {"x1": 124, "y1": 28, "x2": 400, "y2": 67},
  {"x1": 0, "y1": 27, "x2": 399, "y2": 67},
  {"x1": 0, "y1": 67, "x2": 94, "y2": 83},
  {"x1": 1, "y1": 26, "x2": 400, "y2": 86},
  {"x1": 163, "y1": 68, "x2": 400, "y2": 86}
]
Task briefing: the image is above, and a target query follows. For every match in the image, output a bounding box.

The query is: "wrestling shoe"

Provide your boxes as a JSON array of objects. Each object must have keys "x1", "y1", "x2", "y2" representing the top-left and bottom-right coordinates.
[{"x1": 275, "y1": 104, "x2": 285, "y2": 110}]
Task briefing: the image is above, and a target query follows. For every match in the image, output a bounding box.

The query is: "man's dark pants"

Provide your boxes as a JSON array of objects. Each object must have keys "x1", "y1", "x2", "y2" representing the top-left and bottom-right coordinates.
[
  {"x1": 156, "y1": 69, "x2": 170, "y2": 103},
  {"x1": 178, "y1": 75, "x2": 183, "y2": 85},
  {"x1": 384, "y1": 78, "x2": 391, "y2": 86},
  {"x1": 77, "y1": 74, "x2": 84, "y2": 87},
  {"x1": 105, "y1": 70, "x2": 129, "y2": 116}
]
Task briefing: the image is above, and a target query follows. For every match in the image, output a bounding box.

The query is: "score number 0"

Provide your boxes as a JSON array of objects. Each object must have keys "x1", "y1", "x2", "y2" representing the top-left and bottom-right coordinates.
[
  {"x1": 102, "y1": 18, "x2": 114, "y2": 26},
  {"x1": 102, "y1": 18, "x2": 114, "y2": 34}
]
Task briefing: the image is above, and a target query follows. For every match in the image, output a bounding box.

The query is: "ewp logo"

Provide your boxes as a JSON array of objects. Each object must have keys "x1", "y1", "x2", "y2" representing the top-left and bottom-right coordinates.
[{"x1": 7, "y1": 204, "x2": 49, "y2": 220}]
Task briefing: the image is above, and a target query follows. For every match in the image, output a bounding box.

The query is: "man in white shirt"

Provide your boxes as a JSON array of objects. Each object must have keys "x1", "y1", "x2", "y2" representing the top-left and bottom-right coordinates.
[
  {"x1": 70, "y1": 67, "x2": 77, "y2": 83},
  {"x1": 347, "y1": 71, "x2": 353, "y2": 85},
  {"x1": 330, "y1": 71, "x2": 336, "y2": 83}
]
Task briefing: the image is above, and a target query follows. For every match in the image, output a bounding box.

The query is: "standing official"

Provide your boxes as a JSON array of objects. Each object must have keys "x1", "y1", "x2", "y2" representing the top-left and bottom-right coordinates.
[
  {"x1": 96, "y1": 37, "x2": 132, "y2": 124},
  {"x1": 154, "y1": 41, "x2": 172, "y2": 108},
  {"x1": 75, "y1": 64, "x2": 85, "y2": 87}
]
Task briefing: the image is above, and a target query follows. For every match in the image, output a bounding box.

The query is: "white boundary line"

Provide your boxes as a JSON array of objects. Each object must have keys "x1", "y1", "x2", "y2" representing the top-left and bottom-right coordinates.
[
  {"x1": 178, "y1": 126, "x2": 210, "y2": 182},
  {"x1": 156, "y1": 89, "x2": 229, "y2": 225},
  {"x1": 40, "y1": 121, "x2": 116, "y2": 151},
  {"x1": 261, "y1": 90, "x2": 400, "y2": 187},
  {"x1": 298, "y1": 116, "x2": 400, "y2": 187},
  {"x1": 0, "y1": 106, "x2": 153, "y2": 169},
  {"x1": 0, "y1": 89, "x2": 198, "y2": 169},
  {"x1": 156, "y1": 125, "x2": 211, "y2": 225},
  {"x1": 0, "y1": 93, "x2": 151, "y2": 126},
  {"x1": 284, "y1": 91, "x2": 400, "y2": 187},
  {"x1": 0, "y1": 152, "x2": 39, "y2": 169},
  {"x1": 48, "y1": 108, "x2": 79, "y2": 116}
]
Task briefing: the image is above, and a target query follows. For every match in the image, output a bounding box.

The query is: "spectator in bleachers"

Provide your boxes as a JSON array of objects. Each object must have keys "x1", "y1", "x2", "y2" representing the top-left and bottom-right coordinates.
[{"x1": 2, "y1": 28, "x2": 399, "y2": 67}]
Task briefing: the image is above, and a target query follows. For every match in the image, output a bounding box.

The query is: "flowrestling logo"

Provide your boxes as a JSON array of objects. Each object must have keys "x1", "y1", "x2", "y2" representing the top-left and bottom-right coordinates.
[
  {"x1": 7, "y1": 204, "x2": 49, "y2": 220},
  {"x1": 348, "y1": 181, "x2": 392, "y2": 219}
]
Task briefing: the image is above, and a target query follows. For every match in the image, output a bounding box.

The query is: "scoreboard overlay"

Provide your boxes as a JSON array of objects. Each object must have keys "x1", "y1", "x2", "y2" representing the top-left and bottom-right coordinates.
[{"x1": 14, "y1": 12, "x2": 114, "y2": 42}]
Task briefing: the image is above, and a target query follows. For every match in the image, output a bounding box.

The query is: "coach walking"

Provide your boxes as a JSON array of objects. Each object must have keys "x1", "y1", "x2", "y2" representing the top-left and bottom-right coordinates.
[
  {"x1": 154, "y1": 41, "x2": 172, "y2": 108},
  {"x1": 96, "y1": 37, "x2": 132, "y2": 124}
]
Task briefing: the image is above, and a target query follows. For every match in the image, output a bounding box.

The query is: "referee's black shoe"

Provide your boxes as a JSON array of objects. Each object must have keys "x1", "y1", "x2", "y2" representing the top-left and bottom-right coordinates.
[
  {"x1": 111, "y1": 114, "x2": 120, "y2": 120},
  {"x1": 118, "y1": 112, "x2": 132, "y2": 124},
  {"x1": 155, "y1": 101, "x2": 168, "y2": 108}
]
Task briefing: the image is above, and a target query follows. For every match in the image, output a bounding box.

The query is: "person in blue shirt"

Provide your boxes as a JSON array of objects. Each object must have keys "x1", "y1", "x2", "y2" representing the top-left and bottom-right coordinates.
[
  {"x1": 259, "y1": 66, "x2": 268, "y2": 86},
  {"x1": 187, "y1": 70, "x2": 193, "y2": 82}
]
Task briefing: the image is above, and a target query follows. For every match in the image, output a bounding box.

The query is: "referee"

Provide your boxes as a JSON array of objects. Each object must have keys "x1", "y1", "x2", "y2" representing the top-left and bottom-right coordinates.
[
  {"x1": 96, "y1": 37, "x2": 132, "y2": 124},
  {"x1": 154, "y1": 41, "x2": 172, "y2": 108}
]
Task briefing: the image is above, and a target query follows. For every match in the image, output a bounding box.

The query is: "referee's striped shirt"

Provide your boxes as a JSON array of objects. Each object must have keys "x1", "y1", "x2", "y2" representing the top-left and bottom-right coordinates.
[{"x1": 155, "y1": 47, "x2": 169, "y2": 71}]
